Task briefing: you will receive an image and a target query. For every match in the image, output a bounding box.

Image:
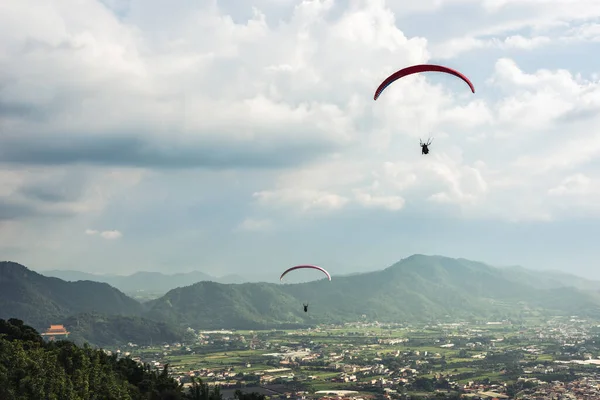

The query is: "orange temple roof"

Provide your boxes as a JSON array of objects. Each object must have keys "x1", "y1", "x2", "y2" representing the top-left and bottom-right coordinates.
[{"x1": 41, "y1": 324, "x2": 69, "y2": 335}]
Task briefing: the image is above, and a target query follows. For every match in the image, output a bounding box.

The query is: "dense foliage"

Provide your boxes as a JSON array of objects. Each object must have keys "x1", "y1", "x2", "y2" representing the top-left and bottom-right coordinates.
[
  {"x1": 0, "y1": 318, "x2": 266, "y2": 400},
  {"x1": 63, "y1": 312, "x2": 185, "y2": 347}
]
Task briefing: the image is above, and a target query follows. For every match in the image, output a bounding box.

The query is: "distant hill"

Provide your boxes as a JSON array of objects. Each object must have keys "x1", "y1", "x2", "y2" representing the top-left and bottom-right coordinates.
[
  {"x1": 41, "y1": 269, "x2": 215, "y2": 293},
  {"x1": 40, "y1": 269, "x2": 323, "y2": 299},
  {"x1": 144, "y1": 255, "x2": 600, "y2": 330},
  {"x1": 63, "y1": 312, "x2": 186, "y2": 347},
  {"x1": 11, "y1": 255, "x2": 600, "y2": 335},
  {"x1": 145, "y1": 281, "x2": 311, "y2": 330},
  {"x1": 498, "y1": 265, "x2": 600, "y2": 292},
  {"x1": 41, "y1": 269, "x2": 119, "y2": 282},
  {"x1": 0, "y1": 261, "x2": 144, "y2": 330},
  {"x1": 218, "y1": 273, "x2": 249, "y2": 284},
  {"x1": 0, "y1": 262, "x2": 190, "y2": 346}
]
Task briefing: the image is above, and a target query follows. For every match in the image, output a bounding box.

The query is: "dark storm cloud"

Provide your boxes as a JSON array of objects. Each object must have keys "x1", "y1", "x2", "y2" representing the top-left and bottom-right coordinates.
[
  {"x1": 2, "y1": 172, "x2": 89, "y2": 221},
  {"x1": 19, "y1": 178, "x2": 87, "y2": 203},
  {"x1": 0, "y1": 101, "x2": 48, "y2": 120},
  {"x1": 19, "y1": 186, "x2": 72, "y2": 203},
  {"x1": 0, "y1": 201, "x2": 39, "y2": 221},
  {"x1": 2, "y1": 200, "x2": 81, "y2": 221},
  {"x1": 0, "y1": 91, "x2": 77, "y2": 123},
  {"x1": 0, "y1": 195, "x2": 81, "y2": 220},
  {"x1": 0, "y1": 133, "x2": 337, "y2": 170}
]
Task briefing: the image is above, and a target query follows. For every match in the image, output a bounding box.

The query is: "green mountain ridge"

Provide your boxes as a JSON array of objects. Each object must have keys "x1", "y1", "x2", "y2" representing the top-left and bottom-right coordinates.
[
  {"x1": 0, "y1": 261, "x2": 143, "y2": 329},
  {"x1": 498, "y1": 265, "x2": 600, "y2": 292},
  {"x1": 63, "y1": 312, "x2": 187, "y2": 348},
  {"x1": 5, "y1": 255, "x2": 600, "y2": 344},
  {"x1": 0, "y1": 262, "x2": 188, "y2": 345},
  {"x1": 144, "y1": 255, "x2": 600, "y2": 329},
  {"x1": 145, "y1": 281, "x2": 312, "y2": 330},
  {"x1": 39, "y1": 269, "x2": 309, "y2": 297},
  {"x1": 40, "y1": 269, "x2": 216, "y2": 294}
]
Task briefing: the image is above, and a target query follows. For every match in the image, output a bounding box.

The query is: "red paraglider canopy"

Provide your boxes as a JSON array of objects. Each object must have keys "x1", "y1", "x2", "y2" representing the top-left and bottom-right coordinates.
[
  {"x1": 374, "y1": 64, "x2": 475, "y2": 101},
  {"x1": 280, "y1": 265, "x2": 332, "y2": 281}
]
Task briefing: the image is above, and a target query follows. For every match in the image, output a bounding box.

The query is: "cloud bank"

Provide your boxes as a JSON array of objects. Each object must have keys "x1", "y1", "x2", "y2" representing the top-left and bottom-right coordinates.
[{"x1": 1, "y1": 0, "x2": 599, "y2": 276}]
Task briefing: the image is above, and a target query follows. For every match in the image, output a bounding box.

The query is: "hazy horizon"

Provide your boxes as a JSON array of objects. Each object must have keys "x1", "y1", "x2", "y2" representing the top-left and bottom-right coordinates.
[
  {"x1": 25, "y1": 253, "x2": 599, "y2": 284},
  {"x1": 2, "y1": 1, "x2": 599, "y2": 279}
]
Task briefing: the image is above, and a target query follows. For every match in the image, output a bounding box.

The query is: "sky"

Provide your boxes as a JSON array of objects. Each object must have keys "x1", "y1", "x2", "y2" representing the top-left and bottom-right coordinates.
[{"x1": 1, "y1": 0, "x2": 600, "y2": 279}]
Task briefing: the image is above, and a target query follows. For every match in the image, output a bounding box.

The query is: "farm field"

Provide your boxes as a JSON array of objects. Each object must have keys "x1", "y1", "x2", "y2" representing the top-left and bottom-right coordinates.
[{"x1": 113, "y1": 317, "x2": 600, "y2": 399}]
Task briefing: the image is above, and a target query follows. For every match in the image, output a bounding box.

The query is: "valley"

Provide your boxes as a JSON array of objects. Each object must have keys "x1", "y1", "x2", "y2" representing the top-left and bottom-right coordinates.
[{"x1": 105, "y1": 318, "x2": 600, "y2": 399}]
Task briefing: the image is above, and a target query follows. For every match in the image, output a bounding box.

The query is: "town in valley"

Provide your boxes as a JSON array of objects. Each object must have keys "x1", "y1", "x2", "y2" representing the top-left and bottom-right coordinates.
[{"x1": 76, "y1": 317, "x2": 600, "y2": 400}]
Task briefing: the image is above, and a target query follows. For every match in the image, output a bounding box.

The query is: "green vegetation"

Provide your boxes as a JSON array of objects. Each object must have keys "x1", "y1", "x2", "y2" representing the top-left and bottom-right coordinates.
[
  {"x1": 0, "y1": 261, "x2": 142, "y2": 328},
  {"x1": 0, "y1": 318, "x2": 269, "y2": 400},
  {"x1": 5, "y1": 255, "x2": 600, "y2": 345},
  {"x1": 145, "y1": 255, "x2": 600, "y2": 330},
  {"x1": 4, "y1": 314, "x2": 600, "y2": 399},
  {"x1": 112, "y1": 317, "x2": 600, "y2": 399},
  {"x1": 40, "y1": 270, "x2": 251, "y2": 298},
  {"x1": 0, "y1": 318, "x2": 186, "y2": 399},
  {"x1": 63, "y1": 313, "x2": 186, "y2": 347}
]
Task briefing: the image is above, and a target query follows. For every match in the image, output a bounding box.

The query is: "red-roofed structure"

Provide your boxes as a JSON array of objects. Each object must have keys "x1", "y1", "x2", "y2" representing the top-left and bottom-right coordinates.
[{"x1": 41, "y1": 324, "x2": 70, "y2": 341}]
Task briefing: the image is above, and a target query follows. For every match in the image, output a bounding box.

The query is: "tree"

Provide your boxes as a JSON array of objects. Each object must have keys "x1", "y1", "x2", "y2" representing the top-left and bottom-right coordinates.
[
  {"x1": 234, "y1": 389, "x2": 266, "y2": 400},
  {"x1": 185, "y1": 377, "x2": 223, "y2": 400},
  {"x1": 0, "y1": 318, "x2": 191, "y2": 400},
  {"x1": 412, "y1": 377, "x2": 434, "y2": 392}
]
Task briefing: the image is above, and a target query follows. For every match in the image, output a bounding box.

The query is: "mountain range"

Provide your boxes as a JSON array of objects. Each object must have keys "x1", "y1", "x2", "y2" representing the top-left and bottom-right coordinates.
[
  {"x1": 39, "y1": 269, "x2": 245, "y2": 296},
  {"x1": 3, "y1": 255, "x2": 600, "y2": 345},
  {"x1": 144, "y1": 255, "x2": 600, "y2": 329},
  {"x1": 38, "y1": 269, "x2": 320, "y2": 300}
]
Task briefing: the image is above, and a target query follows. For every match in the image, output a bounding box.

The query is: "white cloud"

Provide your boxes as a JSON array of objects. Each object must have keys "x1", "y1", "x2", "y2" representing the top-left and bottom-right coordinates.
[
  {"x1": 85, "y1": 229, "x2": 123, "y2": 239},
  {"x1": 425, "y1": 0, "x2": 600, "y2": 59},
  {"x1": 249, "y1": 53, "x2": 600, "y2": 222},
  {"x1": 354, "y1": 191, "x2": 405, "y2": 211},
  {"x1": 548, "y1": 173, "x2": 591, "y2": 196},
  {"x1": 433, "y1": 35, "x2": 552, "y2": 59},
  {"x1": 100, "y1": 230, "x2": 123, "y2": 239},
  {"x1": 544, "y1": 173, "x2": 600, "y2": 217},
  {"x1": 1, "y1": 2, "x2": 596, "y2": 225},
  {"x1": 565, "y1": 23, "x2": 600, "y2": 42},
  {"x1": 234, "y1": 218, "x2": 274, "y2": 232},
  {"x1": 1, "y1": 0, "x2": 600, "y2": 271},
  {"x1": 254, "y1": 188, "x2": 349, "y2": 213},
  {"x1": 0, "y1": 166, "x2": 144, "y2": 221}
]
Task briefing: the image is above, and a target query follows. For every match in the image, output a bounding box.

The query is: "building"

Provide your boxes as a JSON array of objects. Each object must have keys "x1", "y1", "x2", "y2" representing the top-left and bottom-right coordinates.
[{"x1": 41, "y1": 324, "x2": 70, "y2": 341}]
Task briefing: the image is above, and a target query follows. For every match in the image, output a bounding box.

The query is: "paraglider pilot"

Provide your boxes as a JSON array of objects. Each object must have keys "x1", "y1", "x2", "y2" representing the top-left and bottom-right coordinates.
[
  {"x1": 420, "y1": 138, "x2": 433, "y2": 155},
  {"x1": 303, "y1": 303, "x2": 309, "y2": 313}
]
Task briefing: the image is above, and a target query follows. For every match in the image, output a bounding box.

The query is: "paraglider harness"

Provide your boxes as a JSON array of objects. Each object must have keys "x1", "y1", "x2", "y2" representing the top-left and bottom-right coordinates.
[
  {"x1": 420, "y1": 137, "x2": 433, "y2": 155},
  {"x1": 303, "y1": 303, "x2": 309, "y2": 312}
]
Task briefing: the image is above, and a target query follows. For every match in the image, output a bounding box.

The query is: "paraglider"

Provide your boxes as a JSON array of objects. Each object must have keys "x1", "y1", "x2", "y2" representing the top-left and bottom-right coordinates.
[
  {"x1": 373, "y1": 64, "x2": 474, "y2": 155},
  {"x1": 420, "y1": 137, "x2": 433, "y2": 155},
  {"x1": 280, "y1": 265, "x2": 331, "y2": 314},
  {"x1": 373, "y1": 64, "x2": 475, "y2": 101},
  {"x1": 279, "y1": 265, "x2": 332, "y2": 282}
]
